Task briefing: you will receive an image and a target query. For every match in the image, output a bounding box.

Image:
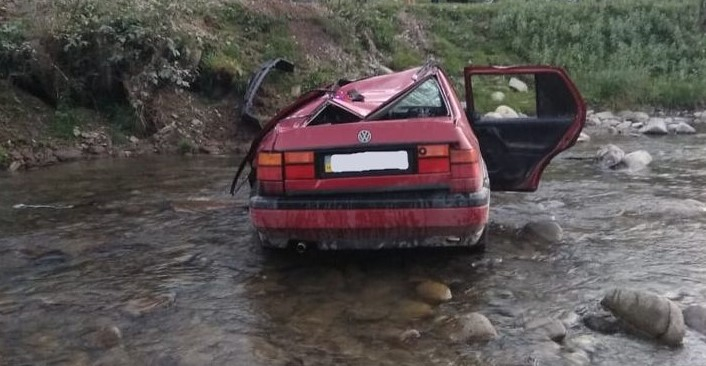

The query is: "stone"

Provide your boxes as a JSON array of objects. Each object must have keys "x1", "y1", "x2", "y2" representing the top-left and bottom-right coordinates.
[
  {"x1": 594, "y1": 111, "x2": 617, "y2": 120},
  {"x1": 560, "y1": 311, "x2": 581, "y2": 329},
  {"x1": 566, "y1": 335, "x2": 600, "y2": 354},
  {"x1": 8, "y1": 161, "x2": 22, "y2": 172},
  {"x1": 290, "y1": 85, "x2": 302, "y2": 97},
  {"x1": 521, "y1": 220, "x2": 563, "y2": 243},
  {"x1": 632, "y1": 122, "x2": 644, "y2": 129},
  {"x1": 491, "y1": 91, "x2": 505, "y2": 102},
  {"x1": 396, "y1": 300, "x2": 434, "y2": 320},
  {"x1": 525, "y1": 317, "x2": 567, "y2": 342},
  {"x1": 564, "y1": 350, "x2": 591, "y2": 366},
  {"x1": 124, "y1": 292, "x2": 176, "y2": 317},
  {"x1": 616, "y1": 121, "x2": 632, "y2": 133},
  {"x1": 495, "y1": 105, "x2": 519, "y2": 118},
  {"x1": 627, "y1": 111, "x2": 650, "y2": 123},
  {"x1": 84, "y1": 325, "x2": 122, "y2": 350},
  {"x1": 129, "y1": 136, "x2": 140, "y2": 144},
  {"x1": 586, "y1": 115, "x2": 602, "y2": 127},
  {"x1": 73, "y1": 126, "x2": 81, "y2": 137},
  {"x1": 601, "y1": 288, "x2": 685, "y2": 346},
  {"x1": 508, "y1": 77, "x2": 528, "y2": 92},
  {"x1": 618, "y1": 150, "x2": 652, "y2": 171},
  {"x1": 577, "y1": 132, "x2": 590, "y2": 143},
  {"x1": 673, "y1": 122, "x2": 696, "y2": 134},
  {"x1": 415, "y1": 280, "x2": 452, "y2": 304},
  {"x1": 582, "y1": 313, "x2": 621, "y2": 334},
  {"x1": 439, "y1": 312, "x2": 497, "y2": 343},
  {"x1": 398, "y1": 329, "x2": 421, "y2": 345},
  {"x1": 639, "y1": 118, "x2": 669, "y2": 135},
  {"x1": 191, "y1": 119, "x2": 203, "y2": 127},
  {"x1": 483, "y1": 112, "x2": 503, "y2": 119},
  {"x1": 595, "y1": 144, "x2": 625, "y2": 169},
  {"x1": 683, "y1": 305, "x2": 706, "y2": 335},
  {"x1": 54, "y1": 148, "x2": 82, "y2": 162}
]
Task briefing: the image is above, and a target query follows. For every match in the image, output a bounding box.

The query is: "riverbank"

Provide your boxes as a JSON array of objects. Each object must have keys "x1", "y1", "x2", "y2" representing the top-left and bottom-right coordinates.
[{"x1": 2, "y1": 0, "x2": 705, "y2": 171}]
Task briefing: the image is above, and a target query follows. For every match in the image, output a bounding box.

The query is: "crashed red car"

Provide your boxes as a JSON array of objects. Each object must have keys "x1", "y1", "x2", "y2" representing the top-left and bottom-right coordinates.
[{"x1": 233, "y1": 61, "x2": 586, "y2": 251}]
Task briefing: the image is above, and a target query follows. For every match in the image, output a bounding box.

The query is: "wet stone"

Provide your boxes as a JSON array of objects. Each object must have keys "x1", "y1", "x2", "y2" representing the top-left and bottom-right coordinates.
[
  {"x1": 415, "y1": 280, "x2": 452, "y2": 304},
  {"x1": 396, "y1": 300, "x2": 434, "y2": 320},
  {"x1": 398, "y1": 329, "x2": 421, "y2": 345},
  {"x1": 346, "y1": 303, "x2": 389, "y2": 322},
  {"x1": 601, "y1": 288, "x2": 685, "y2": 346},
  {"x1": 582, "y1": 313, "x2": 621, "y2": 334},
  {"x1": 521, "y1": 220, "x2": 564, "y2": 244},
  {"x1": 683, "y1": 305, "x2": 706, "y2": 335},
  {"x1": 124, "y1": 292, "x2": 176, "y2": 317},
  {"x1": 83, "y1": 325, "x2": 122, "y2": 350},
  {"x1": 564, "y1": 350, "x2": 591, "y2": 366},
  {"x1": 525, "y1": 317, "x2": 567, "y2": 342},
  {"x1": 438, "y1": 312, "x2": 497, "y2": 343}
]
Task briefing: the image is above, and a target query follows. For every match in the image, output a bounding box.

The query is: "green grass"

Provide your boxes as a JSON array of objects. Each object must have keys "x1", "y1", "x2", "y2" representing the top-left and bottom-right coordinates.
[
  {"x1": 178, "y1": 139, "x2": 196, "y2": 155},
  {"x1": 413, "y1": 0, "x2": 706, "y2": 109}
]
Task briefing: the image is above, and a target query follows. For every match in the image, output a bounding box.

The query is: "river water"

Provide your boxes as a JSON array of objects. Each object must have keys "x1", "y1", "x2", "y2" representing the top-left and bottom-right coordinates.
[{"x1": 1, "y1": 134, "x2": 705, "y2": 365}]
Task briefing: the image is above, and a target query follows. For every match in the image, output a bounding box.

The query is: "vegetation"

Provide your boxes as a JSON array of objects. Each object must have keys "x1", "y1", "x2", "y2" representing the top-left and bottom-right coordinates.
[
  {"x1": 0, "y1": 145, "x2": 8, "y2": 168},
  {"x1": 1, "y1": 0, "x2": 704, "y2": 148}
]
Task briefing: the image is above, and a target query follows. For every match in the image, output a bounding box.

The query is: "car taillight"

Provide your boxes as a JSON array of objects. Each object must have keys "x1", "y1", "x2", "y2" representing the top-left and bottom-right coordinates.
[
  {"x1": 450, "y1": 147, "x2": 482, "y2": 193},
  {"x1": 256, "y1": 152, "x2": 283, "y2": 195},
  {"x1": 417, "y1": 144, "x2": 450, "y2": 174},
  {"x1": 284, "y1": 151, "x2": 315, "y2": 179}
]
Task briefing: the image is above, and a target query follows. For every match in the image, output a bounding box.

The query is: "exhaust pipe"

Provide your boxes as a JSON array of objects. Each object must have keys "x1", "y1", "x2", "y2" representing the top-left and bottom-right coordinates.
[{"x1": 295, "y1": 242, "x2": 308, "y2": 254}]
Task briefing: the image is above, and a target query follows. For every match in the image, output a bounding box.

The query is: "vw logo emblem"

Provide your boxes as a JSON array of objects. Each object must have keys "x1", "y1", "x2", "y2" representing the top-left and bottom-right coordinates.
[{"x1": 357, "y1": 130, "x2": 372, "y2": 143}]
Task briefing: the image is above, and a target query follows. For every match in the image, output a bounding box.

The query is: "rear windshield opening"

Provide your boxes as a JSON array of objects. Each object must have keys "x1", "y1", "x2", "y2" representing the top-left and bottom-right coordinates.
[
  {"x1": 308, "y1": 104, "x2": 360, "y2": 126},
  {"x1": 371, "y1": 78, "x2": 449, "y2": 121}
]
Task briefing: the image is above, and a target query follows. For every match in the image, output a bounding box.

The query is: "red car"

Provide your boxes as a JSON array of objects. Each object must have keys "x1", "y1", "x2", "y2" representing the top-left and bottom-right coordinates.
[{"x1": 232, "y1": 61, "x2": 585, "y2": 251}]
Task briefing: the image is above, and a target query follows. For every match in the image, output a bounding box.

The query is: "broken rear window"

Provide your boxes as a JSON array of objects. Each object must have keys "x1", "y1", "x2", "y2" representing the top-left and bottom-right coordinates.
[{"x1": 372, "y1": 78, "x2": 449, "y2": 121}]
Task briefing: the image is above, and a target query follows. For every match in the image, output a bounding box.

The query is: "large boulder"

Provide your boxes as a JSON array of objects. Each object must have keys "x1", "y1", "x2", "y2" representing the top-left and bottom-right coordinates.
[
  {"x1": 595, "y1": 144, "x2": 625, "y2": 169},
  {"x1": 639, "y1": 118, "x2": 669, "y2": 135},
  {"x1": 617, "y1": 150, "x2": 652, "y2": 171},
  {"x1": 682, "y1": 305, "x2": 706, "y2": 335},
  {"x1": 601, "y1": 288, "x2": 685, "y2": 346},
  {"x1": 671, "y1": 122, "x2": 696, "y2": 135},
  {"x1": 495, "y1": 105, "x2": 519, "y2": 118}
]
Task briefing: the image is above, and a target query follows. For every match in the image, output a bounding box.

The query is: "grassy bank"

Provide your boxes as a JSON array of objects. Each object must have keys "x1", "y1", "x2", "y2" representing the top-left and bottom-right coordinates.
[{"x1": 0, "y1": 0, "x2": 704, "y2": 168}]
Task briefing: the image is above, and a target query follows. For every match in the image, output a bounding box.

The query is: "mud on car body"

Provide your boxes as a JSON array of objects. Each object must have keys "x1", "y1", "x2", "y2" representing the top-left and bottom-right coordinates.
[{"x1": 232, "y1": 60, "x2": 586, "y2": 251}]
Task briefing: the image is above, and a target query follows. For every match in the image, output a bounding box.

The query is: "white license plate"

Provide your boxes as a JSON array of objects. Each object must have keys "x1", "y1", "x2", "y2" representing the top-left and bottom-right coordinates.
[{"x1": 324, "y1": 151, "x2": 409, "y2": 173}]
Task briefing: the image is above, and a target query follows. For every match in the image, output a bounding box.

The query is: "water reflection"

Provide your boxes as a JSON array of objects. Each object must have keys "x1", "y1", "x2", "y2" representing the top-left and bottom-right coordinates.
[{"x1": 1, "y1": 135, "x2": 706, "y2": 365}]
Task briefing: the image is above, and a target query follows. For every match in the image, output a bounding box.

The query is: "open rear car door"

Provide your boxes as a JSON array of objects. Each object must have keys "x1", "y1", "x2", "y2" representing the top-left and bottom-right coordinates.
[{"x1": 464, "y1": 66, "x2": 586, "y2": 191}]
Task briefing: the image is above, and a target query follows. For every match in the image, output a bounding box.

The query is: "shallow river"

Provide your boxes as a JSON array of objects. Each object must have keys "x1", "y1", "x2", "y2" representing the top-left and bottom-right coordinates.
[{"x1": 1, "y1": 134, "x2": 705, "y2": 365}]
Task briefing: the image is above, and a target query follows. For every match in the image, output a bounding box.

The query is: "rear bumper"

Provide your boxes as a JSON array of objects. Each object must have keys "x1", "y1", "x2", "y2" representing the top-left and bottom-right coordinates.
[{"x1": 250, "y1": 189, "x2": 490, "y2": 249}]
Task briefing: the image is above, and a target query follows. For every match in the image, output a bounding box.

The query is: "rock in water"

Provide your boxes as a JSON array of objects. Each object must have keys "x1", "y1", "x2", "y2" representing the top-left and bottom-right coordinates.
[
  {"x1": 618, "y1": 150, "x2": 652, "y2": 171},
  {"x1": 577, "y1": 132, "x2": 591, "y2": 143},
  {"x1": 416, "y1": 280, "x2": 452, "y2": 304},
  {"x1": 521, "y1": 220, "x2": 564, "y2": 244},
  {"x1": 525, "y1": 317, "x2": 567, "y2": 342},
  {"x1": 639, "y1": 118, "x2": 669, "y2": 135},
  {"x1": 440, "y1": 313, "x2": 497, "y2": 343},
  {"x1": 508, "y1": 77, "x2": 529, "y2": 92},
  {"x1": 673, "y1": 122, "x2": 696, "y2": 135},
  {"x1": 683, "y1": 305, "x2": 706, "y2": 335},
  {"x1": 396, "y1": 300, "x2": 434, "y2": 320},
  {"x1": 595, "y1": 144, "x2": 625, "y2": 169},
  {"x1": 601, "y1": 288, "x2": 685, "y2": 346}
]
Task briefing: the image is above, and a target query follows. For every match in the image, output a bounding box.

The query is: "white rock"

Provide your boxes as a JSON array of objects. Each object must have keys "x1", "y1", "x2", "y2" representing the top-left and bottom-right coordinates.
[
  {"x1": 564, "y1": 351, "x2": 591, "y2": 366},
  {"x1": 483, "y1": 112, "x2": 503, "y2": 119},
  {"x1": 129, "y1": 136, "x2": 140, "y2": 144},
  {"x1": 631, "y1": 122, "x2": 644, "y2": 129},
  {"x1": 191, "y1": 118, "x2": 203, "y2": 127},
  {"x1": 616, "y1": 121, "x2": 632, "y2": 133},
  {"x1": 586, "y1": 115, "x2": 602, "y2": 126},
  {"x1": 595, "y1": 144, "x2": 625, "y2": 169},
  {"x1": 577, "y1": 132, "x2": 590, "y2": 143},
  {"x1": 594, "y1": 111, "x2": 617, "y2": 120},
  {"x1": 673, "y1": 122, "x2": 696, "y2": 135},
  {"x1": 618, "y1": 150, "x2": 652, "y2": 171},
  {"x1": 508, "y1": 77, "x2": 528, "y2": 92},
  {"x1": 491, "y1": 91, "x2": 505, "y2": 102},
  {"x1": 639, "y1": 118, "x2": 669, "y2": 135},
  {"x1": 495, "y1": 105, "x2": 519, "y2": 118},
  {"x1": 601, "y1": 288, "x2": 685, "y2": 346},
  {"x1": 627, "y1": 111, "x2": 650, "y2": 123},
  {"x1": 440, "y1": 312, "x2": 497, "y2": 343}
]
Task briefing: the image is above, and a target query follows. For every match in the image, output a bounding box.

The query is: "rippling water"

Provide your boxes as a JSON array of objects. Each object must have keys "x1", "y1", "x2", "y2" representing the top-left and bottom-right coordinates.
[{"x1": 1, "y1": 135, "x2": 705, "y2": 365}]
